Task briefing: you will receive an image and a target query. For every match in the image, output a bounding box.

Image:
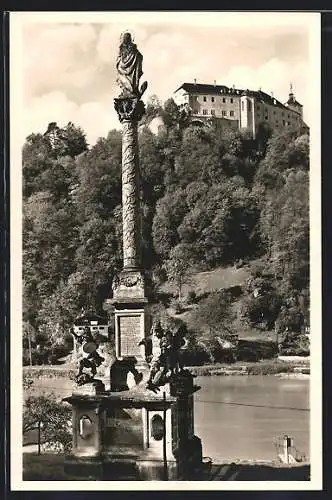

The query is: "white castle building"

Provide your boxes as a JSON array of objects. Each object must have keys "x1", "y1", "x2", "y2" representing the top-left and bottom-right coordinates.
[{"x1": 172, "y1": 81, "x2": 306, "y2": 138}]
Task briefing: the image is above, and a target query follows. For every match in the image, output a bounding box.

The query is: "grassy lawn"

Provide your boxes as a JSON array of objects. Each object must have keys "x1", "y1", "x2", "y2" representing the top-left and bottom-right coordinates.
[
  {"x1": 23, "y1": 453, "x2": 105, "y2": 481},
  {"x1": 159, "y1": 264, "x2": 280, "y2": 342},
  {"x1": 160, "y1": 264, "x2": 250, "y2": 297},
  {"x1": 193, "y1": 265, "x2": 250, "y2": 294},
  {"x1": 23, "y1": 453, "x2": 76, "y2": 480},
  {"x1": 175, "y1": 304, "x2": 276, "y2": 341}
]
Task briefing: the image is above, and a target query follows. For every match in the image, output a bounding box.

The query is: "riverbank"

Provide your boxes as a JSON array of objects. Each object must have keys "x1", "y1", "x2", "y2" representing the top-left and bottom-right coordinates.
[
  {"x1": 23, "y1": 358, "x2": 310, "y2": 383},
  {"x1": 190, "y1": 358, "x2": 310, "y2": 377}
]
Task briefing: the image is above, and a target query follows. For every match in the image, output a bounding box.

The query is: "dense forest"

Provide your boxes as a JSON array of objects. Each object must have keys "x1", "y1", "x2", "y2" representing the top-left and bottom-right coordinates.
[{"x1": 22, "y1": 98, "x2": 310, "y2": 365}]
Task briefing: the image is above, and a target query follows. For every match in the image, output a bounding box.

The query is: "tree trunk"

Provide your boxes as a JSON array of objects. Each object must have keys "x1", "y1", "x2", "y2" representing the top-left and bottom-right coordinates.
[
  {"x1": 28, "y1": 332, "x2": 32, "y2": 366},
  {"x1": 37, "y1": 421, "x2": 41, "y2": 455},
  {"x1": 178, "y1": 278, "x2": 182, "y2": 301}
]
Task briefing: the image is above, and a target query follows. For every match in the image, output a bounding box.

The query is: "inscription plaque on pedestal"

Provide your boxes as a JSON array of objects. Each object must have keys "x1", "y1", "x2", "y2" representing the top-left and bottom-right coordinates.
[{"x1": 119, "y1": 315, "x2": 142, "y2": 357}]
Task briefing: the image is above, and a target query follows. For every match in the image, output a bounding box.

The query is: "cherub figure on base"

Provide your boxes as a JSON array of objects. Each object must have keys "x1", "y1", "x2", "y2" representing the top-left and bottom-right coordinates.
[
  {"x1": 70, "y1": 326, "x2": 105, "y2": 386},
  {"x1": 140, "y1": 320, "x2": 189, "y2": 392}
]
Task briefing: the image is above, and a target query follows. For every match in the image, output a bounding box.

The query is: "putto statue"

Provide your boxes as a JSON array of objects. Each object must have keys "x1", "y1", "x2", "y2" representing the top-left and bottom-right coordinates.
[
  {"x1": 116, "y1": 31, "x2": 148, "y2": 99},
  {"x1": 140, "y1": 320, "x2": 189, "y2": 392},
  {"x1": 71, "y1": 326, "x2": 105, "y2": 386}
]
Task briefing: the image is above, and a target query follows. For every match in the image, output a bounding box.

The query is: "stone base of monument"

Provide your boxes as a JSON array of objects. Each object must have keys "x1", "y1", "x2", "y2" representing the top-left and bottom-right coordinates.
[
  {"x1": 136, "y1": 434, "x2": 203, "y2": 481},
  {"x1": 105, "y1": 268, "x2": 151, "y2": 369},
  {"x1": 63, "y1": 373, "x2": 203, "y2": 481}
]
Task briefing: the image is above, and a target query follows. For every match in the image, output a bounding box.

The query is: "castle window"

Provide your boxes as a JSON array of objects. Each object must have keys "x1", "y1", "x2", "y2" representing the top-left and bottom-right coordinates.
[
  {"x1": 282, "y1": 111, "x2": 284, "y2": 116},
  {"x1": 203, "y1": 109, "x2": 208, "y2": 115},
  {"x1": 211, "y1": 96, "x2": 215, "y2": 103},
  {"x1": 230, "y1": 98, "x2": 233, "y2": 103},
  {"x1": 257, "y1": 113, "x2": 260, "y2": 118},
  {"x1": 265, "y1": 115, "x2": 268, "y2": 120},
  {"x1": 248, "y1": 101, "x2": 252, "y2": 111},
  {"x1": 203, "y1": 96, "x2": 207, "y2": 102},
  {"x1": 241, "y1": 101, "x2": 244, "y2": 111},
  {"x1": 230, "y1": 111, "x2": 234, "y2": 117},
  {"x1": 222, "y1": 97, "x2": 226, "y2": 103},
  {"x1": 282, "y1": 120, "x2": 285, "y2": 125},
  {"x1": 211, "y1": 109, "x2": 215, "y2": 115},
  {"x1": 222, "y1": 110, "x2": 227, "y2": 116}
]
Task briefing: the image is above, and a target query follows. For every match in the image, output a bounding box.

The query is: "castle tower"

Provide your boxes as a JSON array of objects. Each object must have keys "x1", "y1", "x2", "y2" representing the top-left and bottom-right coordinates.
[
  {"x1": 240, "y1": 90, "x2": 256, "y2": 138},
  {"x1": 285, "y1": 83, "x2": 303, "y2": 119}
]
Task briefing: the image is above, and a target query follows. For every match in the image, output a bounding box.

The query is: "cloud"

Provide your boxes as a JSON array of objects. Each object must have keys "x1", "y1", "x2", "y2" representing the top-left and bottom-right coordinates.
[
  {"x1": 24, "y1": 91, "x2": 118, "y2": 145},
  {"x1": 23, "y1": 23, "x2": 98, "y2": 101},
  {"x1": 78, "y1": 98, "x2": 119, "y2": 143},
  {"x1": 25, "y1": 91, "x2": 77, "y2": 133},
  {"x1": 220, "y1": 58, "x2": 308, "y2": 108}
]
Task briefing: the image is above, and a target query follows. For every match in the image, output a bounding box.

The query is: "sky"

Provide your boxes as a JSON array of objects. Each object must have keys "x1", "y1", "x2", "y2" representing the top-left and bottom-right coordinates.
[{"x1": 12, "y1": 12, "x2": 319, "y2": 146}]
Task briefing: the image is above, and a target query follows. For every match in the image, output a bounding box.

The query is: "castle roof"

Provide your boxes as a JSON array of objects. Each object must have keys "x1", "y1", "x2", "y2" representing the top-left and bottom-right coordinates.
[
  {"x1": 175, "y1": 82, "x2": 301, "y2": 112},
  {"x1": 243, "y1": 89, "x2": 283, "y2": 107},
  {"x1": 175, "y1": 82, "x2": 239, "y2": 95}
]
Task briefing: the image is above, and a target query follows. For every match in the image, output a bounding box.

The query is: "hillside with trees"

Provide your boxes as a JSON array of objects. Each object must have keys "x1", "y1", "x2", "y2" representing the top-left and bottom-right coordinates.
[{"x1": 22, "y1": 99, "x2": 310, "y2": 365}]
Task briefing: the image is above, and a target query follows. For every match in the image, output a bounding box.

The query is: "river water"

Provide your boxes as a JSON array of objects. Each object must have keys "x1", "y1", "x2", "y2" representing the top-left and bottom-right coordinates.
[{"x1": 194, "y1": 375, "x2": 310, "y2": 462}]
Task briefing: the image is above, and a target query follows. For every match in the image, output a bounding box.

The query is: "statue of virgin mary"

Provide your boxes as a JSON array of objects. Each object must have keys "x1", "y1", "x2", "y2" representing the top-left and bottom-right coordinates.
[{"x1": 116, "y1": 32, "x2": 147, "y2": 98}]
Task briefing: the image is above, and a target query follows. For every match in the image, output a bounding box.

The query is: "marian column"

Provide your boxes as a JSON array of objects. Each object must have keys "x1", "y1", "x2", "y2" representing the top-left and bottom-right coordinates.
[
  {"x1": 108, "y1": 32, "x2": 149, "y2": 365},
  {"x1": 65, "y1": 35, "x2": 203, "y2": 481}
]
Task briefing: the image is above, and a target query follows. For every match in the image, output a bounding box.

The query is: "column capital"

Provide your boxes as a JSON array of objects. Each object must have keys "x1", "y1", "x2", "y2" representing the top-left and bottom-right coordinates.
[{"x1": 114, "y1": 97, "x2": 145, "y2": 123}]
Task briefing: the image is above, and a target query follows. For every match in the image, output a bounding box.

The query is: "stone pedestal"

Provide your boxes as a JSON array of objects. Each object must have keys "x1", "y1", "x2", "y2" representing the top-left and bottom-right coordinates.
[
  {"x1": 64, "y1": 374, "x2": 202, "y2": 480},
  {"x1": 136, "y1": 375, "x2": 203, "y2": 480},
  {"x1": 106, "y1": 268, "x2": 150, "y2": 370}
]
